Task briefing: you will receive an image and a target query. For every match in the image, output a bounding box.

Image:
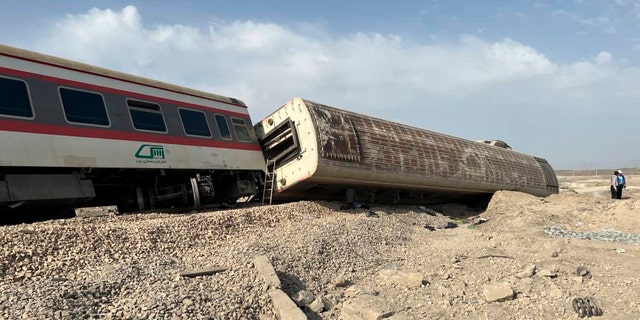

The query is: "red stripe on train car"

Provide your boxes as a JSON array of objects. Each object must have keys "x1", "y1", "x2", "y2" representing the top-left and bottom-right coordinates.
[
  {"x1": 0, "y1": 66, "x2": 250, "y2": 119},
  {"x1": 0, "y1": 119, "x2": 262, "y2": 151}
]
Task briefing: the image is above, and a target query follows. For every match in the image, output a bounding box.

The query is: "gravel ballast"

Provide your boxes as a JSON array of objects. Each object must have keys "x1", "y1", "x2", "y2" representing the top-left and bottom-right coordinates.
[
  {"x1": 2, "y1": 190, "x2": 640, "y2": 319},
  {"x1": 0, "y1": 201, "x2": 455, "y2": 319}
]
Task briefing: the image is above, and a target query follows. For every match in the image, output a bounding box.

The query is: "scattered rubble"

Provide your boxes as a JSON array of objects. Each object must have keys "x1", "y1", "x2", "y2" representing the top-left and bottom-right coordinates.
[
  {"x1": 0, "y1": 174, "x2": 639, "y2": 318},
  {"x1": 178, "y1": 266, "x2": 227, "y2": 278},
  {"x1": 483, "y1": 283, "x2": 515, "y2": 303}
]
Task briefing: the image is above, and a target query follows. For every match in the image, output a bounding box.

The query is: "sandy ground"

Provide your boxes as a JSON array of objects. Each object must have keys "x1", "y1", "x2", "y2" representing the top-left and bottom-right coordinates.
[
  {"x1": 391, "y1": 174, "x2": 640, "y2": 319},
  {"x1": 1, "y1": 174, "x2": 639, "y2": 319},
  {"x1": 321, "y1": 174, "x2": 640, "y2": 319}
]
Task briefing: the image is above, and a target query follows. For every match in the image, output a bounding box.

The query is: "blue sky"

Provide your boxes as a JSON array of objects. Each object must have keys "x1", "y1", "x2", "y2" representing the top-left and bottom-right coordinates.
[{"x1": 1, "y1": 0, "x2": 640, "y2": 170}]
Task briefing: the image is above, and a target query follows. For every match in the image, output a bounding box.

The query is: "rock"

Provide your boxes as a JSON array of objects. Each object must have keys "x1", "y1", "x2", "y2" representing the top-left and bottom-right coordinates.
[
  {"x1": 344, "y1": 285, "x2": 379, "y2": 297},
  {"x1": 516, "y1": 279, "x2": 533, "y2": 295},
  {"x1": 540, "y1": 271, "x2": 557, "y2": 278},
  {"x1": 292, "y1": 290, "x2": 315, "y2": 307},
  {"x1": 341, "y1": 294, "x2": 396, "y2": 320},
  {"x1": 548, "y1": 286, "x2": 563, "y2": 299},
  {"x1": 539, "y1": 267, "x2": 559, "y2": 278},
  {"x1": 483, "y1": 283, "x2": 515, "y2": 303},
  {"x1": 308, "y1": 296, "x2": 325, "y2": 313},
  {"x1": 378, "y1": 269, "x2": 424, "y2": 287},
  {"x1": 253, "y1": 255, "x2": 281, "y2": 290},
  {"x1": 384, "y1": 263, "x2": 399, "y2": 270},
  {"x1": 516, "y1": 264, "x2": 536, "y2": 279},
  {"x1": 331, "y1": 274, "x2": 350, "y2": 288},
  {"x1": 268, "y1": 290, "x2": 306, "y2": 320},
  {"x1": 322, "y1": 294, "x2": 337, "y2": 311}
]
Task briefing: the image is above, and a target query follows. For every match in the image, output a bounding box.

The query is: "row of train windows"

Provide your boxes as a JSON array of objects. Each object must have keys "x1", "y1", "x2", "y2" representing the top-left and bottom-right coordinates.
[{"x1": 0, "y1": 76, "x2": 252, "y2": 142}]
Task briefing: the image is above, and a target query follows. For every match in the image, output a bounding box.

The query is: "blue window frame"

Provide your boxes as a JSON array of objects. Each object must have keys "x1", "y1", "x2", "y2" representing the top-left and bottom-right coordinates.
[
  {"x1": 0, "y1": 77, "x2": 33, "y2": 118},
  {"x1": 231, "y1": 118, "x2": 251, "y2": 142},
  {"x1": 127, "y1": 99, "x2": 167, "y2": 132},
  {"x1": 59, "y1": 87, "x2": 109, "y2": 126},
  {"x1": 215, "y1": 114, "x2": 231, "y2": 140},
  {"x1": 179, "y1": 108, "x2": 211, "y2": 137}
]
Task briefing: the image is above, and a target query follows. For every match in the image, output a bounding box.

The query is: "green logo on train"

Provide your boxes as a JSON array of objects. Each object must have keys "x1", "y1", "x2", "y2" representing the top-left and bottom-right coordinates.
[{"x1": 135, "y1": 144, "x2": 166, "y2": 163}]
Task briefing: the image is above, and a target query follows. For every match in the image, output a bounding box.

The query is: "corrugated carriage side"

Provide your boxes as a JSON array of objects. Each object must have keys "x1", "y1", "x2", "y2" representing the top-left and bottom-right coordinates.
[{"x1": 255, "y1": 97, "x2": 558, "y2": 204}]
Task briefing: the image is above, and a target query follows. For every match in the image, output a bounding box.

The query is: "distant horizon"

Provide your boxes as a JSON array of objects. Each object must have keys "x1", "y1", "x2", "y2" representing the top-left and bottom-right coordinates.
[{"x1": 555, "y1": 167, "x2": 639, "y2": 175}]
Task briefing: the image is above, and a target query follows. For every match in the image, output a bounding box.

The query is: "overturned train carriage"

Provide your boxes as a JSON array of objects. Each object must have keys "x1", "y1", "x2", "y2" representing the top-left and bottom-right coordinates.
[{"x1": 255, "y1": 98, "x2": 558, "y2": 205}]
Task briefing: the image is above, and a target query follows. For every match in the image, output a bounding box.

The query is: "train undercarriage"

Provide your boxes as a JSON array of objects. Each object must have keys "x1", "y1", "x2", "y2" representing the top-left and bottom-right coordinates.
[{"x1": 0, "y1": 167, "x2": 261, "y2": 222}]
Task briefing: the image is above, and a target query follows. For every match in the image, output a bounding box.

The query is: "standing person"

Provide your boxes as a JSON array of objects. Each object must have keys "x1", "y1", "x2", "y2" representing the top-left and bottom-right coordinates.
[
  {"x1": 617, "y1": 170, "x2": 626, "y2": 199},
  {"x1": 611, "y1": 170, "x2": 620, "y2": 199},
  {"x1": 611, "y1": 170, "x2": 627, "y2": 199}
]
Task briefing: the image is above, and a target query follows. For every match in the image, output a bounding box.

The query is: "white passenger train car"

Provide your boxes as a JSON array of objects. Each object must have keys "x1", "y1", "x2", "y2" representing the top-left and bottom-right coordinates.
[
  {"x1": 254, "y1": 98, "x2": 558, "y2": 204},
  {"x1": 0, "y1": 44, "x2": 265, "y2": 217}
]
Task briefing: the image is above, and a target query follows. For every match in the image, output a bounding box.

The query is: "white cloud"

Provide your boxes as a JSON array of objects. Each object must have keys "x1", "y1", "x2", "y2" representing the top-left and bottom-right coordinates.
[
  {"x1": 36, "y1": 7, "x2": 563, "y2": 112},
  {"x1": 28, "y1": 6, "x2": 640, "y2": 169},
  {"x1": 595, "y1": 51, "x2": 612, "y2": 64}
]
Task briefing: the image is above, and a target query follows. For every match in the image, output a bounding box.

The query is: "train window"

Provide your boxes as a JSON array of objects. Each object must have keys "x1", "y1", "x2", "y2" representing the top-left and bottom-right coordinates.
[
  {"x1": 215, "y1": 114, "x2": 231, "y2": 140},
  {"x1": 0, "y1": 77, "x2": 34, "y2": 118},
  {"x1": 59, "y1": 88, "x2": 109, "y2": 126},
  {"x1": 127, "y1": 99, "x2": 167, "y2": 133},
  {"x1": 178, "y1": 108, "x2": 211, "y2": 137},
  {"x1": 231, "y1": 118, "x2": 252, "y2": 142}
]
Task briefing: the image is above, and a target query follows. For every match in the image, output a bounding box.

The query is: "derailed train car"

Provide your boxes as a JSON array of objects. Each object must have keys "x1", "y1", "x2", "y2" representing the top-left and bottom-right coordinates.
[
  {"x1": 254, "y1": 98, "x2": 558, "y2": 205},
  {"x1": 0, "y1": 44, "x2": 265, "y2": 217}
]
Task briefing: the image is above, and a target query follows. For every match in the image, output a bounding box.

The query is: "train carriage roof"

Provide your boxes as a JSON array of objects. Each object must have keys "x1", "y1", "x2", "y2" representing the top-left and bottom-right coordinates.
[{"x1": 0, "y1": 43, "x2": 246, "y2": 107}]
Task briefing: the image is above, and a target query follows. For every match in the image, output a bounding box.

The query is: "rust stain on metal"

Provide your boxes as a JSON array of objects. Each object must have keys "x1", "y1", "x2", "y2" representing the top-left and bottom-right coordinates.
[
  {"x1": 308, "y1": 103, "x2": 361, "y2": 162},
  {"x1": 304, "y1": 100, "x2": 549, "y2": 191}
]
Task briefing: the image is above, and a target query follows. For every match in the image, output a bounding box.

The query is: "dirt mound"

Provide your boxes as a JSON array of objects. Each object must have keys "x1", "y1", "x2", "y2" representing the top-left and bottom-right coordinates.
[{"x1": 1, "y1": 177, "x2": 640, "y2": 319}]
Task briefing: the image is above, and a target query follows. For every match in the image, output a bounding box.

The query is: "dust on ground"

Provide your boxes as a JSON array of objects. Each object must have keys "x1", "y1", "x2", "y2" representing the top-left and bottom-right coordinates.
[
  {"x1": 391, "y1": 174, "x2": 640, "y2": 319},
  {"x1": 1, "y1": 175, "x2": 639, "y2": 319}
]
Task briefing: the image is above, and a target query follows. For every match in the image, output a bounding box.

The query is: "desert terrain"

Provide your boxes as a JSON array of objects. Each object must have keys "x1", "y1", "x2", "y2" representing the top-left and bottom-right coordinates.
[{"x1": 0, "y1": 174, "x2": 639, "y2": 319}]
